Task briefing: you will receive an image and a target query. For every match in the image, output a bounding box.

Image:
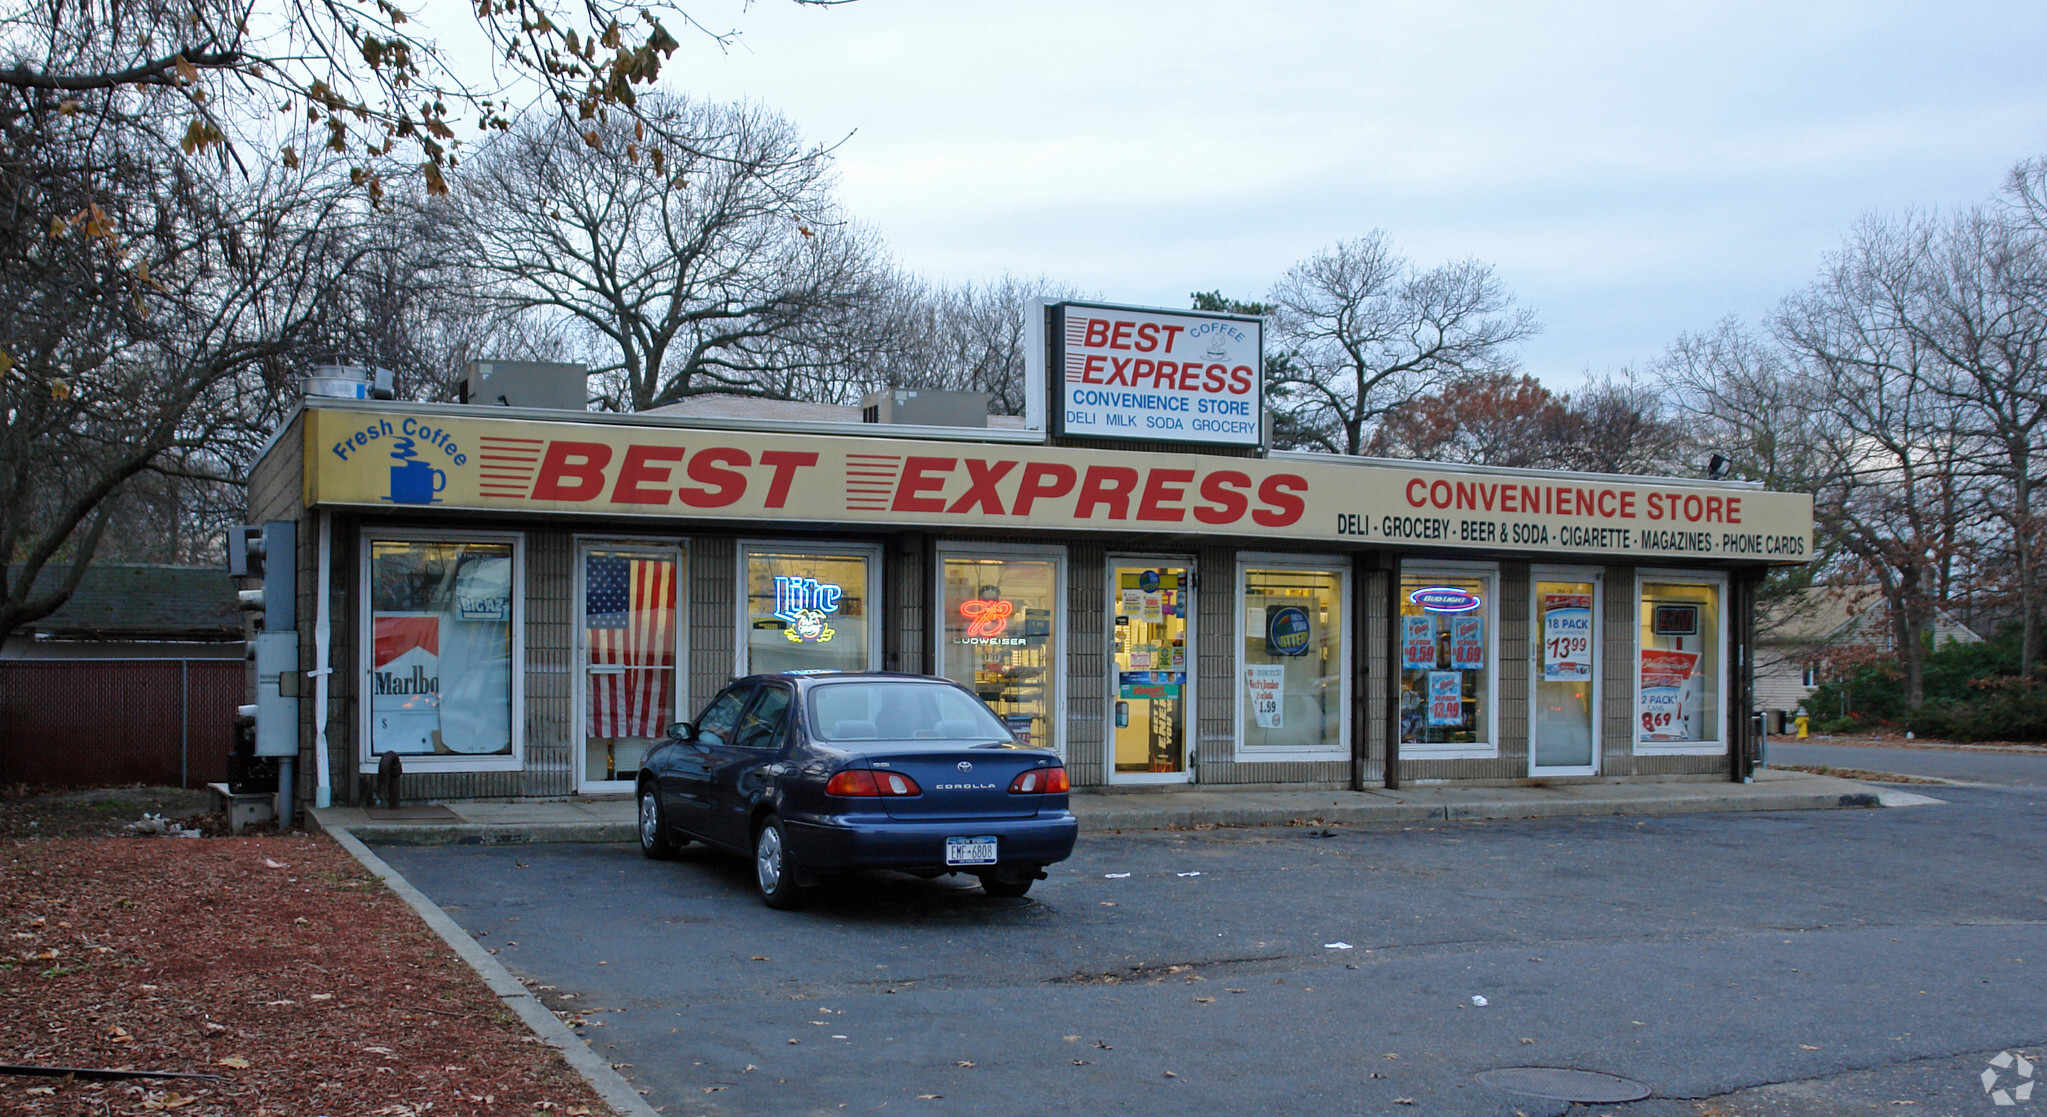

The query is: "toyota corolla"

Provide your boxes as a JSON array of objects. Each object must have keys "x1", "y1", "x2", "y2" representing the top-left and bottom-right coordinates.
[{"x1": 635, "y1": 672, "x2": 1078, "y2": 907}]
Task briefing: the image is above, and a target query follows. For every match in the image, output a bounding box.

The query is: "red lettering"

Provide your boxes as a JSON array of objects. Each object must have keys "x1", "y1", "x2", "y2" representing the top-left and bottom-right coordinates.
[
  {"x1": 530, "y1": 440, "x2": 612, "y2": 502},
  {"x1": 1160, "y1": 324, "x2": 1185, "y2": 352},
  {"x1": 1455, "y1": 481, "x2": 1476, "y2": 510},
  {"x1": 1108, "y1": 357, "x2": 1132, "y2": 385},
  {"x1": 1597, "y1": 489, "x2": 1617, "y2": 518},
  {"x1": 1726, "y1": 496, "x2": 1741, "y2": 524},
  {"x1": 891, "y1": 456, "x2": 957, "y2": 513},
  {"x1": 1479, "y1": 483, "x2": 1497, "y2": 512},
  {"x1": 1203, "y1": 365, "x2": 1226, "y2": 392},
  {"x1": 1575, "y1": 488, "x2": 1597, "y2": 516},
  {"x1": 758, "y1": 450, "x2": 818, "y2": 510},
  {"x1": 1253, "y1": 474, "x2": 1308, "y2": 527},
  {"x1": 1083, "y1": 318, "x2": 1109, "y2": 347},
  {"x1": 1684, "y1": 494, "x2": 1704, "y2": 521},
  {"x1": 1136, "y1": 322, "x2": 1159, "y2": 352},
  {"x1": 1109, "y1": 320, "x2": 1135, "y2": 349},
  {"x1": 1619, "y1": 490, "x2": 1636, "y2": 518},
  {"x1": 947, "y1": 459, "x2": 1016, "y2": 515},
  {"x1": 1647, "y1": 493, "x2": 1664, "y2": 520},
  {"x1": 611, "y1": 444, "x2": 683, "y2": 505},
  {"x1": 1013, "y1": 463, "x2": 1077, "y2": 516},
  {"x1": 1135, "y1": 468, "x2": 1195, "y2": 522},
  {"x1": 1074, "y1": 466, "x2": 1140, "y2": 519},
  {"x1": 678, "y1": 448, "x2": 748, "y2": 507},
  {"x1": 1228, "y1": 365, "x2": 1252, "y2": 394},
  {"x1": 1082, "y1": 354, "x2": 1107, "y2": 383},
  {"x1": 1406, "y1": 478, "x2": 1428, "y2": 507},
  {"x1": 1502, "y1": 485, "x2": 1520, "y2": 514},
  {"x1": 1705, "y1": 495, "x2": 1725, "y2": 522},
  {"x1": 1178, "y1": 364, "x2": 1201, "y2": 391},
  {"x1": 1430, "y1": 480, "x2": 1452, "y2": 509},
  {"x1": 1132, "y1": 358, "x2": 1155, "y2": 387},
  {"x1": 1194, "y1": 471, "x2": 1251, "y2": 524}
]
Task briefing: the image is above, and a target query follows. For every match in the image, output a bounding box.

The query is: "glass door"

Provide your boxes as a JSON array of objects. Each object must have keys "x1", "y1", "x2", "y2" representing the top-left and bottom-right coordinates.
[
  {"x1": 578, "y1": 545, "x2": 681, "y2": 792},
  {"x1": 1531, "y1": 571, "x2": 1598, "y2": 775},
  {"x1": 1110, "y1": 560, "x2": 1193, "y2": 783}
]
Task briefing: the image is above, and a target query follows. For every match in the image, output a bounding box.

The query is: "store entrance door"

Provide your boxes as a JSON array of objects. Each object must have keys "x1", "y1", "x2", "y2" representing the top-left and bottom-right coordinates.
[
  {"x1": 1109, "y1": 560, "x2": 1194, "y2": 783},
  {"x1": 576, "y1": 545, "x2": 681, "y2": 793},
  {"x1": 1530, "y1": 570, "x2": 1599, "y2": 777}
]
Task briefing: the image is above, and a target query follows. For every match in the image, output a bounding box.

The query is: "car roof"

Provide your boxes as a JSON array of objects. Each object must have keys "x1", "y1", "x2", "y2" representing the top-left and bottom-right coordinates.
[{"x1": 735, "y1": 671, "x2": 967, "y2": 690}]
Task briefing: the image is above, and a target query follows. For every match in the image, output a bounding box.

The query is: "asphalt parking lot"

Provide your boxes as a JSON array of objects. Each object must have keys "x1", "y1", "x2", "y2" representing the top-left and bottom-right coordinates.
[{"x1": 376, "y1": 769, "x2": 2047, "y2": 1116}]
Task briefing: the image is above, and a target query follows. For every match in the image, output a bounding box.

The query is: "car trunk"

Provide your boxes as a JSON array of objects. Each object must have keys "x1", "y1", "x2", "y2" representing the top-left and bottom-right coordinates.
[{"x1": 858, "y1": 750, "x2": 1050, "y2": 821}]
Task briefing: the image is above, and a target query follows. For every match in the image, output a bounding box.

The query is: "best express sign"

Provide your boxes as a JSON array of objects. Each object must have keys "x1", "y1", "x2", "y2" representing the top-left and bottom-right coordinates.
[
  {"x1": 299, "y1": 405, "x2": 1815, "y2": 564},
  {"x1": 1052, "y1": 302, "x2": 1262, "y2": 447}
]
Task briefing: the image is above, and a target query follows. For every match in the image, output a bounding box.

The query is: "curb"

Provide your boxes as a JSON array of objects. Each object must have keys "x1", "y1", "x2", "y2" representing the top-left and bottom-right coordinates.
[
  {"x1": 322, "y1": 826, "x2": 660, "y2": 1117},
  {"x1": 1073, "y1": 789, "x2": 1895, "y2": 831}
]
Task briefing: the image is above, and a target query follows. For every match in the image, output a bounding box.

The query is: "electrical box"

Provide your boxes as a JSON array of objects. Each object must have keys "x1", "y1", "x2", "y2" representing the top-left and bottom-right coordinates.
[{"x1": 253, "y1": 632, "x2": 300, "y2": 758}]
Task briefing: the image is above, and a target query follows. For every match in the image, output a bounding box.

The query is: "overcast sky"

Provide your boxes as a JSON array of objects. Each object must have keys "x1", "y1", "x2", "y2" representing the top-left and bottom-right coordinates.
[{"x1": 566, "y1": 1, "x2": 2047, "y2": 390}]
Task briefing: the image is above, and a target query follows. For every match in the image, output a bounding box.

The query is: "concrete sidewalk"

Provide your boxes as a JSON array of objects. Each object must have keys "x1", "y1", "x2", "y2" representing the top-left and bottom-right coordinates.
[{"x1": 307, "y1": 768, "x2": 1941, "y2": 846}]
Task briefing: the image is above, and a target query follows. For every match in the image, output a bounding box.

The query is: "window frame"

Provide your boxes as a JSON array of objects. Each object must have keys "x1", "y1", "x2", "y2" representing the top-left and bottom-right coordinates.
[
  {"x1": 1396, "y1": 560, "x2": 1500, "y2": 761},
  {"x1": 931, "y1": 541, "x2": 1068, "y2": 759},
  {"x1": 735, "y1": 541, "x2": 884, "y2": 677},
  {"x1": 356, "y1": 527, "x2": 525, "y2": 774},
  {"x1": 1633, "y1": 567, "x2": 1731, "y2": 756},
  {"x1": 1233, "y1": 552, "x2": 1352, "y2": 763},
  {"x1": 1527, "y1": 564, "x2": 1604, "y2": 777}
]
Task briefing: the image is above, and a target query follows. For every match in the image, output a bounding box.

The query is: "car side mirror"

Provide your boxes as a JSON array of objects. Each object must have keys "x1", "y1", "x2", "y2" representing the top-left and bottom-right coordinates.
[{"x1": 668, "y1": 722, "x2": 695, "y2": 742}]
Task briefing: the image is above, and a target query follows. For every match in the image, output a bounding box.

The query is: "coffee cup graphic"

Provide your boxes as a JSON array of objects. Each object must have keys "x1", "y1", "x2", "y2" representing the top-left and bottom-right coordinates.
[{"x1": 389, "y1": 459, "x2": 446, "y2": 504}]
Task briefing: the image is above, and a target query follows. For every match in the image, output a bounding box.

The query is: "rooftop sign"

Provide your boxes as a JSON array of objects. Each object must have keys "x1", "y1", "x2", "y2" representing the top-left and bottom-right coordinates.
[
  {"x1": 297, "y1": 404, "x2": 1815, "y2": 564},
  {"x1": 1041, "y1": 301, "x2": 1263, "y2": 447}
]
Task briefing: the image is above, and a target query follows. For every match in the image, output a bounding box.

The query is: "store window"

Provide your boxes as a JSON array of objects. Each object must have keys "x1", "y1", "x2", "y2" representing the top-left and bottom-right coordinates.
[
  {"x1": 1239, "y1": 561, "x2": 1347, "y2": 756},
  {"x1": 939, "y1": 551, "x2": 1061, "y2": 751},
  {"x1": 1398, "y1": 570, "x2": 1494, "y2": 752},
  {"x1": 365, "y1": 536, "x2": 518, "y2": 766},
  {"x1": 1638, "y1": 577, "x2": 1724, "y2": 749},
  {"x1": 580, "y1": 546, "x2": 681, "y2": 787},
  {"x1": 742, "y1": 547, "x2": 878, "y2": 675}
]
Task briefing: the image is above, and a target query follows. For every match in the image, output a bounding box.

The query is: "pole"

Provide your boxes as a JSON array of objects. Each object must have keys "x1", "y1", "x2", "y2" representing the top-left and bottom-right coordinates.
[
  {"x1": 1385, "y1": 554, "x2": 1402, "y2": 790},
  {"x1": 179, "y1": 659, "x2": 189, "y2": 789}
]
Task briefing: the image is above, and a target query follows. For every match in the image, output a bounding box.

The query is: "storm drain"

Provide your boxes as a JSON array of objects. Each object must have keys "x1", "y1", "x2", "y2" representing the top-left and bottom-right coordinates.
[{"x1": 1477, "y1": 1067, "x2": 1652, "y2": 1103}]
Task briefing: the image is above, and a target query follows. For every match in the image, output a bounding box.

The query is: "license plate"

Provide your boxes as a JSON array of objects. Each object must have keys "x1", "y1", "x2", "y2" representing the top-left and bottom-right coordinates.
[{"x1": 945, "y1": 836, "x2": 998, "y2": 866}]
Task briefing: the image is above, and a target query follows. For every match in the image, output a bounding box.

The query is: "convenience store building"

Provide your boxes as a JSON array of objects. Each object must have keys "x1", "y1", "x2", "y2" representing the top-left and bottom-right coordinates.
[{"x1": 244, "y1": 303, "x2": 1815, "y2": 809}]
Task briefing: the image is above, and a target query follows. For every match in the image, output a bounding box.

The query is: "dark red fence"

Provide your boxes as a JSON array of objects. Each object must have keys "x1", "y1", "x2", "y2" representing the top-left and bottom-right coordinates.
[{"x1": 0, "y1": 660, "x2": 243, "y2": 788}]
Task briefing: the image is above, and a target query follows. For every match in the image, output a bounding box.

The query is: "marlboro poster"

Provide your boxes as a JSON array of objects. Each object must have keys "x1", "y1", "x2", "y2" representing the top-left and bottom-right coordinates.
[{"x1": 372, "y1": 614, "x2": 442, "y2": 753}]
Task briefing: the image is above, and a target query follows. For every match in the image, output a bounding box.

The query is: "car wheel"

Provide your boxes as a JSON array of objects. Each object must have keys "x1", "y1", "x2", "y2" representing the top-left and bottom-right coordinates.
[
  {"x1": 979, "y1": 871, "x2": 1035, "y2": 898},
  {"x1": 753, "y1": 815, "x2": 808, "y2": 909},
  {"x1": 638, "y1": 783, "x2": 681, "y2": 860}
]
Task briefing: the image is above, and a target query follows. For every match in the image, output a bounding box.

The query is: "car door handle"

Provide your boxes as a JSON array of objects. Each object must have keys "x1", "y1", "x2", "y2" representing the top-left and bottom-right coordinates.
[{"x1": 765, "y1": 763, "x2": 789, "y2": 775}]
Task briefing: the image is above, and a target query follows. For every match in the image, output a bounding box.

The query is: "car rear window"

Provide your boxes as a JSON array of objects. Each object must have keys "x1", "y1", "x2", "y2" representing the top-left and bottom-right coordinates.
[{"x1": 808, "y1": 681, "x2": 1014, "y2": 745}]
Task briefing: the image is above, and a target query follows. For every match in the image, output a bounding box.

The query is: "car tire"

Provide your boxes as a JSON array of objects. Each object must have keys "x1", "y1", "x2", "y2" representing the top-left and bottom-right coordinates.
[
  {"x1": 753, "y1": 815, "x2": 808, "y2": 909},
  {"x1": 638, "y1": 783, "x2": 682, "y2": 860},
  {"x1": 979, "y1": 871, "x2": 1035, "y2": 898}
]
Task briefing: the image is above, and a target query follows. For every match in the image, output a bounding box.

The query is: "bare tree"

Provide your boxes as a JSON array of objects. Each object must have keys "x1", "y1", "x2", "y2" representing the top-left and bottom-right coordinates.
[
  {"x1": 1551, "y1": 371, "x2": 1688, "y2": 475},
  {"x1": 1265, "y1": 230, "x2": 1539, "y2": 455},
  {"x1": 455, "y1": 95, "x2": 887, "y2": 412},
  {"x1": 1363, "y1": 372, "x2": 1568, "y2": 466}
]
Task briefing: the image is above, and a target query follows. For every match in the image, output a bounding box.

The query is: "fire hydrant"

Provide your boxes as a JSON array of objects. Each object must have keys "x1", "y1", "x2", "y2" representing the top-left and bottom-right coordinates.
[{"x1": 1794, "y1": 709, "x2": 1810, "y2": 740}]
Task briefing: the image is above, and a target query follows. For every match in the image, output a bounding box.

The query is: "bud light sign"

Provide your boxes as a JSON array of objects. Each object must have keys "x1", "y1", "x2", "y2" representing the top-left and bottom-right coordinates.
[
  {"x1": 1265, "y1": 605, "x2": 1311, "y2": 657},
  {"x1": 1409, "y1": 586, "x2": 1481, "y2": 613}
]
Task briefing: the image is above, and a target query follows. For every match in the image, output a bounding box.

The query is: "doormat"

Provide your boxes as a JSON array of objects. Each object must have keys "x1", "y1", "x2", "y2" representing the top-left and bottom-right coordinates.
[{"x1": 363, "y1": 805, "x2": 459, "y2": 820}]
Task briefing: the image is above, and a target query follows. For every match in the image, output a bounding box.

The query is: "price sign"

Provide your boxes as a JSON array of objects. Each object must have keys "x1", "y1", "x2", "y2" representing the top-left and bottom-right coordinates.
[
  {"x1": 1401, "y1": 616, "x2": 1438, "y2": 670},
  {"x1": 1638, "y1": 650, "x2": 1699, "y2": 740},
  {"x1": 1450, "y1": 616, "x2": 1484, "y2": 669},
  {"x1": 1542, "y1": 594, "x2": 1592, "y2": 681},
  {"x1": 1427, "y1": 671, "x2": 1464, "y2": 727},
  {"x1": 1246, "y1": 665, "x2": 1285, "y2": 729}
]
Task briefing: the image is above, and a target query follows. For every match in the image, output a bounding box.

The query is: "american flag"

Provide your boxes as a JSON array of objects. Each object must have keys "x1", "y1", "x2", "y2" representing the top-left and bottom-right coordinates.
[{"x1": 586, "y1": 555, "x2": 676, "y2": 738}]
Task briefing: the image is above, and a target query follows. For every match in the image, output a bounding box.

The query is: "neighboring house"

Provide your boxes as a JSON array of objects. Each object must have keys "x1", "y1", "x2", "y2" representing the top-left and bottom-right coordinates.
[
  {"x1": 0, "y1": 563, "x2": 243, "y2": 660},
  {"x1": 1755, "y1": 584, "x2": 1983, "y2": 713}
]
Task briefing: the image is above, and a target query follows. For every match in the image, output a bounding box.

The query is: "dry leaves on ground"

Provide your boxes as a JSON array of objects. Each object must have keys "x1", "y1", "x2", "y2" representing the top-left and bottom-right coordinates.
[{"x1": 0, "y1": 833, "x2": 618, "y2": 1117}]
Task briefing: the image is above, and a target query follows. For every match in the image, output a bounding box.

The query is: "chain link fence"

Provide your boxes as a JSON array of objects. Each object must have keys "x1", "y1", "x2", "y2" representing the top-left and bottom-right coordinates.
[{"x1": 0, "y1": 659, "x2": 245, "y2": 788}]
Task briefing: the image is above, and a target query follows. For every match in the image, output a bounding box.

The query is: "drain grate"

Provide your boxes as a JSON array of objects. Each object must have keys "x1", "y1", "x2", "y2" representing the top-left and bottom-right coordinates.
[{"x1": 1477, "y1": 1067, "x2": 1652, "y2": 1103}]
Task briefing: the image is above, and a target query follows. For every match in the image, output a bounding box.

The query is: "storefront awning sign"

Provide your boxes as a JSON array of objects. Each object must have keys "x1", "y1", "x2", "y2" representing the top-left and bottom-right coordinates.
[{"x1": 298, "y1": 403, "x2": 1816, "y2": 564}]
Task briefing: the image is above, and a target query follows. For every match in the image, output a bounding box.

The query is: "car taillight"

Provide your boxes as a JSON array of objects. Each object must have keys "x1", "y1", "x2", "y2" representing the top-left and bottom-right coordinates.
[
  {"x1": 825, "y1": 769, "x2": 922, "y2": 797},
  {"x1": 1009, "y1": 766, "x2": 1069, "y2": 794}
]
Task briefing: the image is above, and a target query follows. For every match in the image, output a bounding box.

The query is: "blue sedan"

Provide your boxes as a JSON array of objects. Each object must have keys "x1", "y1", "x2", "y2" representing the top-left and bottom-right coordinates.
[{"x1": 635, "y1": 672, "x2": 1078, "y2": 907}]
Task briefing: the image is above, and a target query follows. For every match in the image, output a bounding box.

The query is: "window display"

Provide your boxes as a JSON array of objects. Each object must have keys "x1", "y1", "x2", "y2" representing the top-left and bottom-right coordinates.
[
  {"x1": 1113, "y1": 563, "x2": 1191, "y2": 775},
  {"x1": 940, "y1": 554, "x2": 1059, "y2": 751},
  {"x1": 1638, "y1": 579, "x2": 1723, "y2": 746},
  {"x1": 1240, "y1": 565, "x2": 1345, "y2": 753},
  {"x1": 743, "y1": 549, "x2": 875, "y2": 674},
  {"x1": 1398, "y1": 573, "x2": 1492, "y2": 749},
  {"x1": 1533, "y1": 578, "x2": 1596, "y2": 769},
  {"x1": 367, "y1": 538, "x2": 515, "y2": 759}
]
